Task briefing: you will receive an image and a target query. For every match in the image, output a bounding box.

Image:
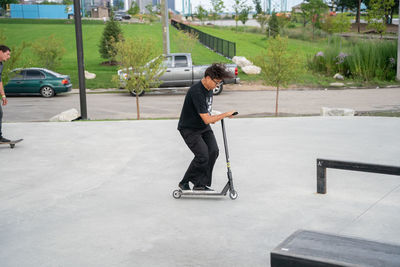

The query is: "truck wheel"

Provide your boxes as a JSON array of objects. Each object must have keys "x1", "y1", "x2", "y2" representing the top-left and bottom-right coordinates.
[
  {"x1": 130, "y1": 89, "x2": 145, "y2": 97},
  {"x1": 213, "y1": 83, "x2": 223, "y2": 95}
]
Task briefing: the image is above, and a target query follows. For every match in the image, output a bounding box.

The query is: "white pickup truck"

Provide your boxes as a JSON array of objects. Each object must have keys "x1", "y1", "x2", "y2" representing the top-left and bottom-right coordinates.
[{"x1": 117, "y1": 53, "x2": 240, "y2": 96}]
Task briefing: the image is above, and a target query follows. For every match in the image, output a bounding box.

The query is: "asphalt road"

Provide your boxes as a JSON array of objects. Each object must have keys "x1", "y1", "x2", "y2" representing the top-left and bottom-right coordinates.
[{"x1": 2, "y1": 88, "x2": 400, "y2": 122}]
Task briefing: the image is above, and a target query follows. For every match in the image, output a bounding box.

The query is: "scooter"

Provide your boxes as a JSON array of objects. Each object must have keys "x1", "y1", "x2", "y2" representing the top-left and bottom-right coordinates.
[{"x1": 172, "y1": 112, "x2": 238, "y2": 200}]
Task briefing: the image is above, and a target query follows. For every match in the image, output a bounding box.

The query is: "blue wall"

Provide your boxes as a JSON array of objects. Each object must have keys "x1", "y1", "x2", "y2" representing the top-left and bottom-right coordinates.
[{"x1": 10, "y1": 4, "x2": 73, "y2": 19}]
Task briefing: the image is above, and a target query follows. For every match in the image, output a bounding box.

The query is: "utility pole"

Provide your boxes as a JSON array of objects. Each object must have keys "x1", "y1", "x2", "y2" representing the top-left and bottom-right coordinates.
[
  {"x1": 73, "y1": 0, "x2": 88, "y2": 120},
  {"x1": 397, "y1": 2, "x2": 400, "y2": 80},
  {"x1": 357, "y1": 0, "x2": 361, "y2": 33},
  {"x1": 161, "y1": 0, "x2": 170, "y2": 54}
]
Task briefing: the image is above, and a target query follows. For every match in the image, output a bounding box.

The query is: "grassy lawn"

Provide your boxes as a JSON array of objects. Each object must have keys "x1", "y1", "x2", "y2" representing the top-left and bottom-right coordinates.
[
  {"x1": 2, "y1": 19, "x2": 398, "y2": 89},
  {"x1": 1, "y1": 20, "x2": 229, "y2": 89}
]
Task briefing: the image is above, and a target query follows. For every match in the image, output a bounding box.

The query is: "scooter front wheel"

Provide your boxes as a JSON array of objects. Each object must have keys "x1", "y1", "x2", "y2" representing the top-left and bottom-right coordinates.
[
  {"x1": 173, "y1": 190, "x2": 182, "y2": 199},
  {"x1": 229, "y1": 190, "x2": 238, "y2": 200}
]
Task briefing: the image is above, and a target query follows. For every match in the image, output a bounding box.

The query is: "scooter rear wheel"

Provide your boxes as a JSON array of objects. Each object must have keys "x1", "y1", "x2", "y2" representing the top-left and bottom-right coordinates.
[
  {"x1": 173, "y1": 190, "x2": 182, "y2": 199},
  {"x1": 229, "y1": 190, "x2": 238, "y2": 200}
]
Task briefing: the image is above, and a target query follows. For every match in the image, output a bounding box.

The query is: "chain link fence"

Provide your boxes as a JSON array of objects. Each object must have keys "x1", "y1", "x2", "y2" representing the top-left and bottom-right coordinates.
[{"x1": 171, "y1": 20, "x2": 236, "y2": 59}]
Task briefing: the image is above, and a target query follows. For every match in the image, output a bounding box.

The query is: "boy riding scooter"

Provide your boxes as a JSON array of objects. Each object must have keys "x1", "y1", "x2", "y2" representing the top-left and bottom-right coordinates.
[{"x1": 177, "y1": 63, "x2": 236, "y2": 191}]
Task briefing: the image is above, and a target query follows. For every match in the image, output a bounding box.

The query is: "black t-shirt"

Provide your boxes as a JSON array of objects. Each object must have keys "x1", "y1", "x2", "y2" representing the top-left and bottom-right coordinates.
[{"x1": 178, "y1": 81, "x2": 213, "y2": 130}]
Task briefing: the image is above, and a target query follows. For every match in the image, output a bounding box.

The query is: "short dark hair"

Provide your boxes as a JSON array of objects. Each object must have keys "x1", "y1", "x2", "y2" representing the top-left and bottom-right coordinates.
[
  {"x1": 0, "y1": 45, "x2": 11, "y2": 53},
  {"x1": 204, "y1": 63, "x2": 233, "y2": 80}
]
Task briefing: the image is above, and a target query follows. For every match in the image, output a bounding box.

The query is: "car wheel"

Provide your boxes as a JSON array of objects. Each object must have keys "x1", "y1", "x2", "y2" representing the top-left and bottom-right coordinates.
[
  {"x1": 213, "y1": 83, "x2": 223, "y2": 95},
  {"x1": 130, "y1": 89, "x2": 145, "y2": 97},
  {"x1": 40, "y1": 86, "x2": 55, "y2": 98}
]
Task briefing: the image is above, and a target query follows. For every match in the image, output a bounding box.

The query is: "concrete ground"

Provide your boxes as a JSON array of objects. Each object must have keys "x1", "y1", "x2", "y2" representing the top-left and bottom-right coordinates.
[{"x1": 1, "y1": 117, "x2": 400, "y2": 266}]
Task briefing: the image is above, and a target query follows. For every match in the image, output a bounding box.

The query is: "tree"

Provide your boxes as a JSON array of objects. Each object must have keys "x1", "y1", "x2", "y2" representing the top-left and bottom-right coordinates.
[
  {"x1": 332, "y1": 13, "x2": 351, "y2": 34},
  {"x1": 113, "y1": 38, "x2": 165, "y2": 120},
  {"x1": 99, "y1": 16, "x2": 123, "y2": 64},
  {"x1": 301, "y1": 0, "x2": 329, "y2": 40},
  {"x1": 196, "y1": 5, "x2": 209, "y2": 25},
  {"x1": 367, "y1": 0, "x2": 395, "y2": 38},
  {"x1": 128, "y1": 2, "x2": 140, "y2": 15},
  {"x1": 268, "y1": 12, "x2": 279, "y2": 37},
  {"x1": 210, "y1": 0, "x2": 224, "y2": 23},
  {"x1": 256, "y1": 13, "x2": 269, "y2": 32},
  {"x1": 239, "y1": 5, "x2": 251, "y2": 26},
  {"x1": 253, "y1": 0, "x2": 262, "y2": 15},
  {"x1": 233, "y1": 0, "x2": 245, "y2": 31},
  {"x1": 254, "y1": 35, "x2": 299, "y2": 116},
  {"x1": 0, "y1": 0, "x2": 18, "y2": 11},
  {"x1": 31, "y1": 35, "x2": 66, "y2": 70}
]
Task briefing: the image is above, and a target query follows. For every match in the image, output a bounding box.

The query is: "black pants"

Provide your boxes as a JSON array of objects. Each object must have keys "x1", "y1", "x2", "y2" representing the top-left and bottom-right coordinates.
[{"x1": 180, "y1": 126, "x2": 219, "y2": 187}]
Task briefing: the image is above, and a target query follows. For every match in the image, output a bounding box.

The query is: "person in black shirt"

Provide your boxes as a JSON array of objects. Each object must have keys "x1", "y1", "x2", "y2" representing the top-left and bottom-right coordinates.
[
  {"x1": 178, "y1": 63, "x2": 236, "y2": 191},
  {"x1": 0, "y1": 45, "x2": 11, "y2": 143}
]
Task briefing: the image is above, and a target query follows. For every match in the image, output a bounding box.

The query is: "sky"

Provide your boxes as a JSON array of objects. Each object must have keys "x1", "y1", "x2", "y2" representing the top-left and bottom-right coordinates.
[{"x1": 175, "y1": 0, "x2": 304, "y2": 14}]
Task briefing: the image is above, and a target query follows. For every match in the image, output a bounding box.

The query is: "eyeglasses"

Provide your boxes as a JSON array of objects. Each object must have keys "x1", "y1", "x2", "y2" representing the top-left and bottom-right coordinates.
[{"x1": 211, "y1": 78, "x2": 223, "y2": 87}]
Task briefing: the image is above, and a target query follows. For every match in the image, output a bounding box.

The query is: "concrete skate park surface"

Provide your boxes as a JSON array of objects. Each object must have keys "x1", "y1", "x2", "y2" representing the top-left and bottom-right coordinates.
[{"x1": 1, "y1": 117, "x2": 400, "y2": 266}]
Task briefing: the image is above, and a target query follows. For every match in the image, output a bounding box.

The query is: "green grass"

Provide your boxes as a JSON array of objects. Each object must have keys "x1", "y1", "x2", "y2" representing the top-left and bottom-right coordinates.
[
  {"x1": 194, "y1": 25, "x2": 339, "y2": 85},
  {"x1": 1, "y1": 21, "x2": 229, "y2": 89}
]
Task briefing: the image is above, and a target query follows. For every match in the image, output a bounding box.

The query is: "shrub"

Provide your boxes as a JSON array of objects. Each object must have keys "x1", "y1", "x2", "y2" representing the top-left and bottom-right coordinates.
[
  {"x1": 31, "y1": 34, "x2": 66, "y2": 70},
  {"x1": 308, "y1": 39, "x2": 397, "y2": 81}
]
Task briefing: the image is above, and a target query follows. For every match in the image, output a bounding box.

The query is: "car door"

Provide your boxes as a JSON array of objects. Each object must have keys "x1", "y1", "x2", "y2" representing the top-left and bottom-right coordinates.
[
  {"x1": 172, "y1": 55, "x2": 192, "y2": 86},
  {"x1": 159, "y1": 55, "x2": 174, "y2": 87},
  {"x1": 4, "y1": 70, "x2": 25, "y2": 93},
  {"x1": 21, "y1": 70, "x2": 46, "y2": 93}
]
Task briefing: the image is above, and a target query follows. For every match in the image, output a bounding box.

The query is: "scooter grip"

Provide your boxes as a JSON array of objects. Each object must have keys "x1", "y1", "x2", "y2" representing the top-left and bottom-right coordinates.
[{"x1": 232, "y1": 112, "x2": 238, "y2": 116}]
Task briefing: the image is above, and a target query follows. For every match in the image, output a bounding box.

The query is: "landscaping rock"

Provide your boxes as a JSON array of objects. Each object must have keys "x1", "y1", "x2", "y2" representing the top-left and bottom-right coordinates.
[
  {"x1": 232, "y1": 56, "x2": 253, "y2": 68},
  {"x1": 320, "y1": 107, "x2": 355, "y2": 116},
  {"x1": 50, "y1": 108, "x2": 79, "y2": 122},
  {"x1": 329, "y1": 82, "x2": 345, "y2": 87},
  {"x1": 242, "y1": 65, "x2": 261, "y2": 75},
  {"x1": 333, "y1": 73, "x2": 344, "y2": 80},
  {"x1": 85, "y1": 70, "x2": 96, "y2": 80}
]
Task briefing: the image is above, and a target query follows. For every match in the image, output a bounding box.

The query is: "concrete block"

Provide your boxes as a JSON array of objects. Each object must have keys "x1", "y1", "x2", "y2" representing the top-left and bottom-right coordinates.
[
  {"x1": 49, "y1": 108, "x2": 79, "y2": 122},
  {"x1": 321, "y1": 107, "x2": 355, "y2": 116}
]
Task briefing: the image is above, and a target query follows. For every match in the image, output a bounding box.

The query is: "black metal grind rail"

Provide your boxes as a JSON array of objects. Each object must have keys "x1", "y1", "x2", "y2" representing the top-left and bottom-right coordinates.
[{"x1": 317, "y1": 158, "x2": 400, "y2": 194}]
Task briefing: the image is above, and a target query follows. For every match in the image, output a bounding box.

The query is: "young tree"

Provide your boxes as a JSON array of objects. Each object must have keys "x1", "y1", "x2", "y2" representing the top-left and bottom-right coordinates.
[
  {"x1": 113, "y1": 38, "x2": 165, "y2": 120},
  {"x1": 254, "y1": 35, "x2": 299, "y2": 116},
  {"x1": 196, "y1": 5, "x2": 209, "y2": 25},
  {"x1": 367, "y1": 0, "x2": 395, "y2": 38},
  {"x1": 128, "y1": 2, "x2": 140, "y2": 15},
  {"x1": 233, "y1": 0, "x2": 245, "y2": 31},
  {"x1": 301, "y1": 0, "x2": 328, "y2": 40},
  {"x1": 239, "y1": 5, "x2": 251, "y2": 27},
  {"x1": 268, "y1": 12, "x2": 280, "y2": 38},
  {"x1": 1, "y1": 42, "x2": 30, "y2": 86},
  {"x1": 253, "y1": 0, "x2": 262, "y2": 15},
  {"x1": 210, "y1": 0, "x2": 225, "y2": 23},
  {"x1": 31, "y1": 35, "x2": 66, "y2": 70},
  {"x1": 256, "y1": 13, "x2": 269, "y2": 32},
  {"x1": 99, "y1": 16, "x2": 123, "y2": 64}
]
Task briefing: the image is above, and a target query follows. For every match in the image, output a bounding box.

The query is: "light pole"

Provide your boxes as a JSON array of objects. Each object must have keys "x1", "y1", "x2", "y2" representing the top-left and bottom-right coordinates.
[
  {"x1": 73, "y1": 0, "x2": 88, "y2": 120},
  {"x1": 397, "y1": 2, "x2": 400, "y2": 81},
  {"x1": 161, "y1": 0, "x2": 170, "y2": 54}
]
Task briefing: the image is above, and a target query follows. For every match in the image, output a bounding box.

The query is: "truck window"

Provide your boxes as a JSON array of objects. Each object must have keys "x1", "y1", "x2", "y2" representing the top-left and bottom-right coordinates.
[
  {"x1": 174, "y1": 56, "x2": 188, "y2": 67},
  {"x1": 164, "y1": 56, "x2": 173, "y2": 68}
]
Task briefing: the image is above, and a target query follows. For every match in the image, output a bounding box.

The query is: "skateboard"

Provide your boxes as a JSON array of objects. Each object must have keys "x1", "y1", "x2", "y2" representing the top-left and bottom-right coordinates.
[{"x1": 0, "y1": 139, "x2": 23, "y2": 149}]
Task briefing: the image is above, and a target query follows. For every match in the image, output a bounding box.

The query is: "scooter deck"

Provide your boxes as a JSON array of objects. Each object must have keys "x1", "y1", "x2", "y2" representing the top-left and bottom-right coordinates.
[{"x1": 0, "y1": 139, "x2": 23, "y2": 149}]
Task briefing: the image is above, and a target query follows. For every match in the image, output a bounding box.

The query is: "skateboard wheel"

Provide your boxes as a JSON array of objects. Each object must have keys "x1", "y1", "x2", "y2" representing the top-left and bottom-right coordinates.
[
  {"x1": 229, "y1": 190, "x2": 238, "y2": 200},
  {"x1": 172, "y1": 190, "x2": 182, "y2": 199},
  {"x1": 10, "y1": 144, "x2": 15, "y2": 149}
]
